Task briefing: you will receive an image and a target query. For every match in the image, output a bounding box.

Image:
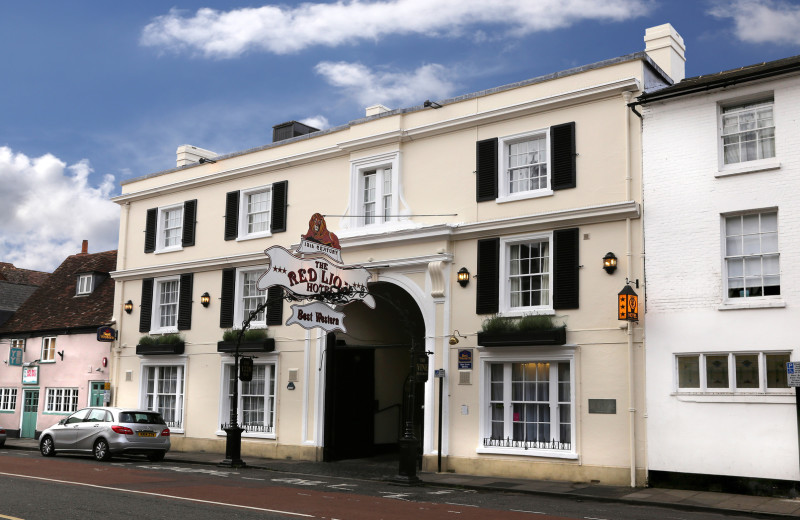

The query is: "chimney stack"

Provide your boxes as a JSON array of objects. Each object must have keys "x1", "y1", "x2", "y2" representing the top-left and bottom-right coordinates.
[
  {"x1": 176, "y1": 145, "x2": 218, "y2": 167},
  {"x1": 81, "y1": 240, "x2": 88, "y2": 254},
  {"x1": 644, "y1": 23, "x2": 686, "y2": 83}
]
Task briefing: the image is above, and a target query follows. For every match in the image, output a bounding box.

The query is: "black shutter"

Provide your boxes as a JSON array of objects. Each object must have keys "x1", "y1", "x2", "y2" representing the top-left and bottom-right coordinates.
[
  {"x1": 139, "y1": 278, "x2": 154, "y2": 333},
  {"x1": 476, "y1": 238, "x2": 500, "y2": 314},
  {"x1": 551, "y1": 122, "x2": 576, "y2": 191},
  {"x1": 553, "y1": 228, "x2": 579, "y2": 309},
  {"x1": 224, "y1": 191, "x2": 239, "y2": 241},
  {"x1": 220, "y1": 268, "x2": 235, "y2": 328},
  {"x1": 271, "y1": 180, "x2": 288, "y2": 233},
  {"x1": 476, "y1": 138, "x2": 498, "y2": 202},
  {"x1": 182, "y1": 200, "x2": 197, "y2": 247},
  {"x1": 177, "y1": 273, "x2": 194, "y2": 330},
  {"x1": 144, "y1": 209, "x2": 157, "y2": 253},
  {"x1": 266, "y1": 286, "x2": 284, "y2": 326}
]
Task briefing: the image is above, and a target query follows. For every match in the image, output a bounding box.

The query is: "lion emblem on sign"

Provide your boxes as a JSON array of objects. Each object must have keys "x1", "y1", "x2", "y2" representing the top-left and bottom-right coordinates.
[{"x1": 302, "y1": 213, "x2": 340, "y2": 249}]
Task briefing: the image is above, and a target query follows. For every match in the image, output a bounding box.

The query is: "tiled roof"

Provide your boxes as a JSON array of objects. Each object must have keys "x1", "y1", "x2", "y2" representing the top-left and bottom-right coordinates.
[
  {"x1": 0, "y1": 262, "x2": 49, "y2": 286},
  {"x1": 0, "y1": 281, "x2": 39, "y2": 311},
  {"x1": 0, "y1": 250, "x2": 117, "y2": 335}
]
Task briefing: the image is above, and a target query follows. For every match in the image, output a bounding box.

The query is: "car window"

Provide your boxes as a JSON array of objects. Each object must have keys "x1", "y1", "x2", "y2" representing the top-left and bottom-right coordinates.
[
  {"x1": 120, "y1": 412, "x2": 166, "y2": 425},
  {"x1": 86, "y1": 409, "x2": 108, "y2": 422},
  {"x1": 66, "y1": 409, "x2": 90, "y2": 424}
]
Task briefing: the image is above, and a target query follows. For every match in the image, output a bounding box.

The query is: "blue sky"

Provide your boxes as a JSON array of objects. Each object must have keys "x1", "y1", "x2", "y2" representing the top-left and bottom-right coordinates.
[{"x1": 1, "y1": 0, "x2": 799, "y2": 271}]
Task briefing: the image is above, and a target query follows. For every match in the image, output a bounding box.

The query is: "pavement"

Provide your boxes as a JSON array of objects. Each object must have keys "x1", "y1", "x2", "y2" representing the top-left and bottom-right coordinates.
[{"x1": 4, "y1": 437, "x2": 800, "y2": 518}]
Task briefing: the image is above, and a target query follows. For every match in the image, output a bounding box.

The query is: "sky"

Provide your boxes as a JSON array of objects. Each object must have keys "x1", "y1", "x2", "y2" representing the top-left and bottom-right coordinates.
[{"x1": 1, "y1": 0, "x2": 799, "y2": 272}]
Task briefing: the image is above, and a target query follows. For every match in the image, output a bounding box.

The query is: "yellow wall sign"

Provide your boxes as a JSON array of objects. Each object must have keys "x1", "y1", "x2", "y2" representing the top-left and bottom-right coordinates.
[{"x1": 618, "y1": 285, "x2": 639, "y2": 322}]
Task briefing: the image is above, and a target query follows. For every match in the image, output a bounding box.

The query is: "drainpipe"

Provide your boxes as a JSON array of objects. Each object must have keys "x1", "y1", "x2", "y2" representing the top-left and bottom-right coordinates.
[
  {"x1": 623, "y1": 91, "x2": 637, "y2": 488},
  {"x1": 112, "y1": 202, "x2": 131, "y2": 407}
]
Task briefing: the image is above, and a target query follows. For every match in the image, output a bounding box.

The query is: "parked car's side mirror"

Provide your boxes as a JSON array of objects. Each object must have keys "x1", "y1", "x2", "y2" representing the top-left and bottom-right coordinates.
[{"x1": 58, "y1": 419, "x2": 67, "y2": 425}]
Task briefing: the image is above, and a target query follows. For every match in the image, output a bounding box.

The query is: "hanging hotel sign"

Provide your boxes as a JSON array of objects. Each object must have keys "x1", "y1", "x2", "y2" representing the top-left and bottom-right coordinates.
[
  {"x1": 258, "y1": 213, "x2": 374, "y2": 332},
  {"x1": 286, "y1": 301, "x2": 347, "y2": 334},
  {"x1": 618, "y1": 285, "x2": 639, "y2": 322},
  {"x1": 9, "y1": 347, "x2": 23, "y2": 367},
  {"x1": 96, "y1": 326, "x2": 117, "y2": 342}
]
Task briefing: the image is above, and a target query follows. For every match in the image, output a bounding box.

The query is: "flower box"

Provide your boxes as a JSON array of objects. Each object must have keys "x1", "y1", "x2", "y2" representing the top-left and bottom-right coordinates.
[
  {"x1": 217, "y1": 339, "x2": 275, "y2": 353},
  {"x1": 135, "y1": 342, "x2": 185, "y2": 355},
  {"x1": 477, "y1": 328, "x2": 567, "y2": 347}
]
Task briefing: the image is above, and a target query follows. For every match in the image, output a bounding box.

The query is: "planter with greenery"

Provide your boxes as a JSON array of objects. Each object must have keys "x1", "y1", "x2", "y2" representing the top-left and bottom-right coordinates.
[
  {"x1": 217, "y1": 329, "x2": 275, "y2": 353},
  {"x1": 136, "y1": 333, "x2": 185, "y2": 355},
  {"x1": 477, "y1": 315, "x2": 567, "y2": 347}
]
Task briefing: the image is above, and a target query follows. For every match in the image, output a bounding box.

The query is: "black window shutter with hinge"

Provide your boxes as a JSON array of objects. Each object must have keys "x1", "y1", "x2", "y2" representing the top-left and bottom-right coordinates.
[
  {"x1": 224, "y1": 191, "x2": 240, "y2": 241},
  {"x1": 271, "y1": 180, "x2": 288, "y2": 233},
  {"x1": 139, "y1": 278, "x2": 154, "y2": 333},
  {"x1": 476, "y1": 237, "x2": 500, "y2": 314},
  {"x1": 144, "y1": 208, "x2": 157, "y2": 253},
  {"x1": 553, "y1": 228, "x2": 579, "y2": 309},
  {"x1": 551, "y1": 122, "x2": 576, "y2": 191},
  {"x1": 476, "y1": 138, "x2": 498, "y2": 202},
  {"x1": 181, "y1": 200, "x2": 197, "y2": 247},
  {"x1": 266, "y1": 286, "x2": 284, "y2": 326},
  {"x1": 220, "y1": 268, "x2": 235, "y2": 328},
  {"x1": 177, "y1": 273, "x2": 194, "y2": 330}
]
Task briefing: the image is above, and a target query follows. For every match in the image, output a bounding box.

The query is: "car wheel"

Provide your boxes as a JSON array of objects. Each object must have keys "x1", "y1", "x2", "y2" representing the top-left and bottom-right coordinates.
[
  {"x1": 93, "y1": 439, "x2": 111, "y2": 461},
  {"x1": 0, "y1": 440, "x2": 5, "y2": 448},
  {"x1": 40, "y1": 436, "x2": 56, "y2": 457},
  {"x1": 147, "y1": 451, "x2": 165, "y2": 462}
]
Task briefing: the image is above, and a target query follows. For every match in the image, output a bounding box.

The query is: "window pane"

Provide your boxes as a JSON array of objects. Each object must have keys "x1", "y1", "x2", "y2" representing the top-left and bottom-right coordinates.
[
  {"x1": 735, "y1": 354, "x2": 759, "y2": 388},
  {"x1": 705, "y1": 355, "x2": 729, "y2": 388},
  {"x1": 677, "y1": 356, "x2": 700, "y2": 388},
  {"x1": 766, "y1": 354, "x2": 790, "y2": 388},
  {"x1": 507, "y1": 135, "x2": 547, "y2": 193}
]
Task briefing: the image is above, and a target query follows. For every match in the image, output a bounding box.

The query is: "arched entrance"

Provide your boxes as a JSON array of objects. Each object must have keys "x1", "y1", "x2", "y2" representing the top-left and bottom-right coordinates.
[{"x1": 323, "y1": 281, "x2": 426, "y2": 462}]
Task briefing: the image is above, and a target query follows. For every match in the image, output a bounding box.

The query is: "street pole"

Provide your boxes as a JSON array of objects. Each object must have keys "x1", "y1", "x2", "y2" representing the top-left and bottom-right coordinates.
[
  {"x1": 437, "y1": 369, "x2": 444, "y2": 473},
  {"x1": 396, "y1": 339, "x2": 421, "y2": 484}
]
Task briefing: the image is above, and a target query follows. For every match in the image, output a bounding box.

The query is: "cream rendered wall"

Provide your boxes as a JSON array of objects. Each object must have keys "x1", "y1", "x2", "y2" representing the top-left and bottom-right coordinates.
[
  {"x1": 643, "y1": 77, "x2": 800, "y2": 481},
  {"x1": 112, "y1": 56, "x2": 650, "y2": 482}
]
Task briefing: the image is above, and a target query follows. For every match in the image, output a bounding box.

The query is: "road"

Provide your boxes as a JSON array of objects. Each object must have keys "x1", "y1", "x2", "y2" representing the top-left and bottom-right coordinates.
[{"x1": 0, "y1": 450, "x2": 762, "y2": 520}]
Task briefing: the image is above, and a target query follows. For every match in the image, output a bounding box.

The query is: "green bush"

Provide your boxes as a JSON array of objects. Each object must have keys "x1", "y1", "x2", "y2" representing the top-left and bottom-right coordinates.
[
  {"x1": 481, "y1": 314, "x2": 563, "y2": 333},
  {"x1": 138, "y1": 333, "x2": 184, "y2": 345},
  {"x1": 222, "y1": 328, "x2": 268, "y2": 342}
]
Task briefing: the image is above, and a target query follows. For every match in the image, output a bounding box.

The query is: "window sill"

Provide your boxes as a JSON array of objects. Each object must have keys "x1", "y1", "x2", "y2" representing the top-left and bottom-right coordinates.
[
  {"x1": 216, "y1": 430, "x2": 276, "y2": 440},
  {"x1": 236, "y1": 232, "x2": 272, "y2": 242},
  {"x1": 716, "y1": 159, "x2": 781, "y2": 178},
  {"x1": 718, "y1": 299, "x2": 785, "y2": 311},
  {"x1": 154, "y1": 246, "x2": 183, "y2": 255},
  {"x1": 39, "y1": 360, "x2": 56, "y2": 364},
  {"x1": 496, "y1": 189, "x2": 554, "y2": 204},
  {"x1": 477, "y1": 446, "x2": 578, "y2": 459},
  {"x1": 672, "y1": 392, "x2": 794, "y2": 404}
]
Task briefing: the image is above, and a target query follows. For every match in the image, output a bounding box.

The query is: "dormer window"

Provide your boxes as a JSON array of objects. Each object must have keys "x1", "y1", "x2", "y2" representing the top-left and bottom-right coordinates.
[{"x1": 77, "y1": 273, "x2": 93, "y2": 295}]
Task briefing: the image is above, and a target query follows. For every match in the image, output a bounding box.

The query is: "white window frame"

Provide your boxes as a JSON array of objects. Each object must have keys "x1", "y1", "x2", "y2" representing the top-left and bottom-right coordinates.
[
  {"x1": 155, "y1": 203, "x2": 184, "y2": 253},
  {"x1": 150, "y1": 276, "x2": 180, "y2": 334},
  {"x1": 76, "y1": 273, "x2": 93, "y2": 295},
  {"x1": 717, "y1": 96, "x2": 780, "y2": 176},
  {"x1": 217, "y1": 358, "x2": 277, "y2": 439},
  {"x1": 478, "y1": 348, "x2": 576, "y2": 459},
  {"x1": 0, "y1": 388, "x2": 18, "y2": 411},
  {"x1": 44, "y1": 387, "x2": 79, "y2": 414},
  {"x1": 348, "y1": 152, "x2": 401, "y2": 229},
  {"x1": 140, "y1": 361, "x2": 186, "y2": 432},
  {"x1": 498, "y1": 129, "x2": 553, "y2": 202},
  {"x1": 233, "y1": 267, "x2": 268, "y2": 329},
  {"x1": 721, "y1": 210, "x2": 781, "y2": 307},
  {"x1": 674, "y1": 351, "x2": 792, "y2": 395},
  {"x1": 10, "y1": 338, "x2": 25, "y2": 352},
  {"x1": 238, "y1": 185, "x2": 272, "y2": 241},
  {"x1": 41, "y1": 337, "x2": 56, "y2": 363},
  {"x1": 499, "y1": 232, "x2": 554, "y2": 316}
]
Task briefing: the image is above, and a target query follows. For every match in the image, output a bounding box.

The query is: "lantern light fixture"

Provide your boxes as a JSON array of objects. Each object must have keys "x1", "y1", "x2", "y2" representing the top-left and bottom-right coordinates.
[
  {"x1": 457, "y1": 267, "x2": 470, "y2": 287},
  {"x1": 602, "y1": 252, "x2": 618, "y2": 274},
  {"x1": 200, "y1": 292, "x2": 211, "y2": 307},
  {"x1": 124, "y1": 300, "x2": 134, "y2": 314}
]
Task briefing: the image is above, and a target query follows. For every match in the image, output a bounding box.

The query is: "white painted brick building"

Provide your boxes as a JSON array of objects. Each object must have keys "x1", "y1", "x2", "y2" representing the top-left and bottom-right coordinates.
[{"x1": 640, "y1": 56, "x2": 800, "y2": 492}]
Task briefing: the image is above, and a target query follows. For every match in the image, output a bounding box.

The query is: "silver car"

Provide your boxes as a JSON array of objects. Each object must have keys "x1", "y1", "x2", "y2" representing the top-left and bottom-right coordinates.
[{"x1": 39, "y1": 407, "x2": 170, "y2": 462}]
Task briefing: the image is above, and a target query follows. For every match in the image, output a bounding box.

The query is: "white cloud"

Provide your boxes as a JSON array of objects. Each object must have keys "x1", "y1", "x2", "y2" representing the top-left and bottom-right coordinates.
[
  {"x1": 141, "y1": 0, "x2": 651, "y2": 58},
  {"x1": 0, "y1": 147, "x2": 119, "y2": 272},
  {"x1": 315, "y1": 61, "x2": 457, "y2": 107},
  {"x1": 709, "y1": 0, "x2": 800, "y2": 45},
  {"x1": 300, "y1": 115, "x2": 331, "y2": 131}
]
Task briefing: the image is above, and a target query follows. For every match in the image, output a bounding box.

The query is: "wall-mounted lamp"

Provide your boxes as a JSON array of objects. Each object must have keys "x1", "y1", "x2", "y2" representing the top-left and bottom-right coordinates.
[
  {"x1": 200, "y1": 292, "x2": 211, "y2": 307},
  {"x1": 602, "y1": 252, "x2": 618, "y2": 274},
  {"x1": 57, "y1": 351, "x2": 64, "y2": 360},
  {"x1": 457, "y1": 267, "x2": 470, "y2": 287},
  {"x1": 423, "y1": 100, "x2": 442, "y2": 109},
  {"x1": 124, "y1": 300, "x2": 134, "y2": 314},
  {"x1": 449, "y1": 330, "x2": 467, "y2": 345}
]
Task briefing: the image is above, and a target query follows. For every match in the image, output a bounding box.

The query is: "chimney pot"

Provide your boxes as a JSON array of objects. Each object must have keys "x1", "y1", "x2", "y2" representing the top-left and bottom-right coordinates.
[{"x1": 81, "y1": 240, "x2": 88, "y2": 254}]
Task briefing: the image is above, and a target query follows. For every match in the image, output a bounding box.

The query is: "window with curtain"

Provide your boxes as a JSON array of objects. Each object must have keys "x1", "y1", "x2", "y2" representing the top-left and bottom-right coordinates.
[
  {"x1": 507, "y1": 135, "x2": 548, "y2": 194},
  {"x1": 721, "y1": 99, "x2": 775, "y2": 165},
  {"x1": 145, "y1": 365, "x2": 184, "y2": 429},
  {"x1": 508, "y1": 238, "x2": 551, "y2": 310},
  {"x1": 724, "y1": 211, "x2": 779, "y2": 299},
  {"x1": 223, "y1": 363, "x2": 276, "y2": 435}
]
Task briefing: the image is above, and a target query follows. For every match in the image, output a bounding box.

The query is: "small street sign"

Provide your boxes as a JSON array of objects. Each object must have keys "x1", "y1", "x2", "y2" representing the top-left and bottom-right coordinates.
[{"x1": 788, "y1": 362, "x2": 800, "y2": 387}]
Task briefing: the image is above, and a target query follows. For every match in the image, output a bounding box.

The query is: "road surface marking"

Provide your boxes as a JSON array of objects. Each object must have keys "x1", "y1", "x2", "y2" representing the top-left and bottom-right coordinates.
[
  {"x1": 445, "y1": 502, "x2": 478, "y2": 507},
  {"x1": 0, "y1": 471, "x2": 314, "y2": 518},
  {"x1": 0, "y1": 514, "x2": 25, "y2": 520}
]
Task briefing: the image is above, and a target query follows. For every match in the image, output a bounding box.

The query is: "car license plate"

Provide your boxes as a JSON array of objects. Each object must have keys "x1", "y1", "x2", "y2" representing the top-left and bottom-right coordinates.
[{"x1": 138, "y1": 431, "x2": 156, "y2": 437}]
